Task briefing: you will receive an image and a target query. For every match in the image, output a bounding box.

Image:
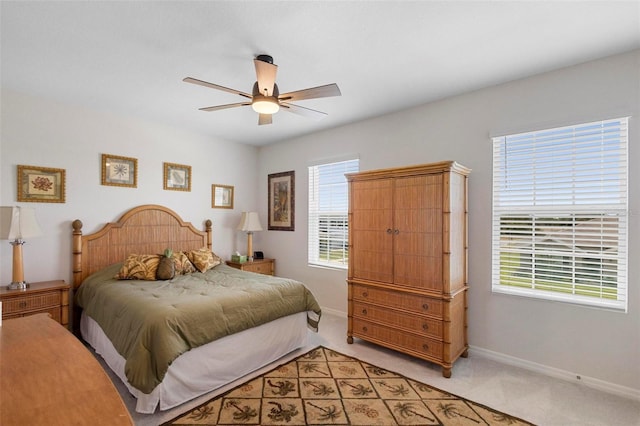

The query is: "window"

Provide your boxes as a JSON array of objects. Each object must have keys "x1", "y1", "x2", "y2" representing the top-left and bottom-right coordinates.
[
  {"x1": 492, "y1": 117, "x2": 628, "y2": 311},
  {"x1": 308, "y1": 158, "x2": 359, "y2": 268}
]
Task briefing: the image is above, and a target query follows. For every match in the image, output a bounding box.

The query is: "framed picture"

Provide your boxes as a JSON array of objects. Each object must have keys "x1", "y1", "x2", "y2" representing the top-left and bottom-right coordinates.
[
  {"x1": 17, "y1": 165, "x2": 66, "y2": 203},
  {"x1": 268, "y1": 170, "x2": 294, "y2": 231},
  {"x1": 211, "y1": 184, "x2": 234, "y2": 209},
  {"x1": 101, "y1": 154, "x2": 137, "y2": 187},
  {"x1": 163, "y1": 162, "x2": 191, "y2": 191}
]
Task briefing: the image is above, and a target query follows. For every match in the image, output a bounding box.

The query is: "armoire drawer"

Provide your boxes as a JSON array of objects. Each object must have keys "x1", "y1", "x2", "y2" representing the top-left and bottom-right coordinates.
[
  {"x1": 352, "y1": 318, "x2": 443, "y2": 360},
  {"x1": 352, "y1": 301, "x2": 443, "y2": 339},
  {"x1": 351, "y1": 284, "x2": 443, "y2": 318}
]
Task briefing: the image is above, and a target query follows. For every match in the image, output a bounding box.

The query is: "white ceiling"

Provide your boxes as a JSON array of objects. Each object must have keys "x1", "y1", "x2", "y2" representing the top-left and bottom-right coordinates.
[{"x1": 2, "y1": 1, "x2": 639, "y2": 146}]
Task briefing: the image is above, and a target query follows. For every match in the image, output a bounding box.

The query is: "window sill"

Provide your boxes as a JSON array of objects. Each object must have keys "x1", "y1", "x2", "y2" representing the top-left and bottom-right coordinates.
[
  {"x1": 308, "y1": 262, "x2": 348, "y2": 272},
  {"x1": 492, "y1": 285, "x2": 627, "y2": 313}
]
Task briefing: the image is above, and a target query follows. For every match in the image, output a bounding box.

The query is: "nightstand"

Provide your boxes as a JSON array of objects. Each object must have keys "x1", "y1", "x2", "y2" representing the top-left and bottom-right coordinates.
[
  {"x1": 0, "y1": 280, "x2": 70, "y2": 329},
  {"x1": 226, "y1": 258, "x2": 275, "y2": 276}
]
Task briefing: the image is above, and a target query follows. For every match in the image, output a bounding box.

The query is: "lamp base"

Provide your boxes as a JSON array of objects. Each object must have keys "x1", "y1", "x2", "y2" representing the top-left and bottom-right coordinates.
[{"x1": 7, "y1": 281, "x2": 29, "y2": 290}]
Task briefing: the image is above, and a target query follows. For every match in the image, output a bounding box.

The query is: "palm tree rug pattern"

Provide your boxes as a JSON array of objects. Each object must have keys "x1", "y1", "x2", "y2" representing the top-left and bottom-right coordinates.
[{"x1": 164, "y1": 346, "x2": 534, "y2": 425}]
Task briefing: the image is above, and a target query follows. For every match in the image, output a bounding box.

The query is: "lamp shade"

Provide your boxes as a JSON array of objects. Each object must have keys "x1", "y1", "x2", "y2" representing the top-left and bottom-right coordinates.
[
  {"x1": 237, "y1": 212, "x2": 263, "y2": 232},
  {"x1": 0, "y1": 206, "x2": 42, "y2": 240}
]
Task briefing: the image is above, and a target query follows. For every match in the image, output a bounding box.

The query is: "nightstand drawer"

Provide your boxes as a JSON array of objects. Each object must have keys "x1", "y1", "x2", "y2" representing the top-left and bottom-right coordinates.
[
  {"x1": 0, "y1": 280, "x2": 70, "y2": 328},
  {"x1": 4, "y1": 306, "x2": 61, "y2": 322},
  {"x1": 3, "y1": 291, "x2": 61, "y2": 315},
  {"x1": 243, "y1": 262, "x2": 271, "y2": 275},
  {"x1": 226, "y1": 259, "x2": 275, "y2": 276}
]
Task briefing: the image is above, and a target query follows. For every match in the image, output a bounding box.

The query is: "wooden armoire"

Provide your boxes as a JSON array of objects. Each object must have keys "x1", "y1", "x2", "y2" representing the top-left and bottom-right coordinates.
[{"x1": 346, "y1": 161, "x2": 470, "y2": 377}]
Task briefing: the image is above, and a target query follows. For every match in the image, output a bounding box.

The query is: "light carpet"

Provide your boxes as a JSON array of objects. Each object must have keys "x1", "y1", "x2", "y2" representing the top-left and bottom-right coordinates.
[{"x1": 164, "y1": 346, "x2": 534, "y2": 425}]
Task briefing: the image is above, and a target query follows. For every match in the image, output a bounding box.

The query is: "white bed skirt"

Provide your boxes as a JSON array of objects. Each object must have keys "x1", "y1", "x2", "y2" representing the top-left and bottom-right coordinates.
[{"x1": 81, "y1": 311, "x2": 309, "y2": 414}]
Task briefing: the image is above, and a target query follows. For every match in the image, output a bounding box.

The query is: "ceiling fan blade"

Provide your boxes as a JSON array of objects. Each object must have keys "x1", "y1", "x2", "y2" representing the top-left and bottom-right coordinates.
[
  {"x1": 258, "y1": 113, "x2": 273, "y2": 126},
  {"x1": 279, "y1": 83, "x2": 341, "y2": 102},
  {"x1": 254, "y1": 59, "x2": 278, "y2": 96},
  {"x1": 280, "y1": 102, "x2": 328, "y2": 120},
  {"x1": 199, "y1": 102, "x2": 250, "y2": 112},
  {"x1": 183, "y1": 77, "x2": 252, "y2": 99}
]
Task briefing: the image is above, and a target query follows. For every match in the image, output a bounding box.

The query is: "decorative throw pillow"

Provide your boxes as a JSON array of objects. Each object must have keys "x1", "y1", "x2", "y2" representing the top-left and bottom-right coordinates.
[
  {"x1": 173, "y1": 251, "x2": 196, "y2": 275},
  {"x1": 156, "y1": 249, "x2": 176, "y2": 281},
  {"x1": 115, "y1": 254, "x2": 160, "y2": 280},
  {"x1": 186, "y1": 247, "x2": 221, "y2": 273}
]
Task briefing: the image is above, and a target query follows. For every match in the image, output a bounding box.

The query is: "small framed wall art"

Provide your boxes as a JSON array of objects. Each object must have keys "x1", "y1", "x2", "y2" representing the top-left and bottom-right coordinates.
[
  {"x1": 211, "y1": 184, "x2": 234, "y2": 209},
  {"x1": 268, "y1": 170, "x2": 294, "y2": 231},
  {"x1": 101, "y1": 154, "x2": 137, "y2": 188},
  {"x1": 163, "y1": 162, "x2": 191, "y2": 191},
  {"x1": 17, "y1": 165, "x2": 66, "y2": 203}
]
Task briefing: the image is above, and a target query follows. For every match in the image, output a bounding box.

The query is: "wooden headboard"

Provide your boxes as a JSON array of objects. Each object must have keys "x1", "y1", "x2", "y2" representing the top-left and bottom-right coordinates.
[{"x1": 72, "y1": 204, "x2": 212, "y2": 290}]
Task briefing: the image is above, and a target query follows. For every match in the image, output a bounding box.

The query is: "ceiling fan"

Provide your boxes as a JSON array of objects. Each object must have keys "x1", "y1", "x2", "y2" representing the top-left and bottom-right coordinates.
[{"x1": 184, "y1": 55, "x2": 341, "y2": 125}]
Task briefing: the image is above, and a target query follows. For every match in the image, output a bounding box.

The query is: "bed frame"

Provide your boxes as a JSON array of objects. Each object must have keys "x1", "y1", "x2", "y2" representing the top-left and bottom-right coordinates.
[
  {"x1": 71, "y1": 205, "x2": 212, "y2": 330},
  {"x1": 72, "y1": 204, "x2": 212, "y2": 289},
  {"x1": 71, "y1": 204, "x2": 310, "y2": 414}
]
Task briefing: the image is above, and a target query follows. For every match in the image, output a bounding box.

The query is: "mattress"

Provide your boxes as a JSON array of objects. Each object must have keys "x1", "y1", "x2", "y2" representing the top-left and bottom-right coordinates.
[
  {"x1": 81, "y1": 311, "x2": 309, "y2": 413},
  {"x1": 75, "y1": 262, "x2": 321, "y2": 394}
]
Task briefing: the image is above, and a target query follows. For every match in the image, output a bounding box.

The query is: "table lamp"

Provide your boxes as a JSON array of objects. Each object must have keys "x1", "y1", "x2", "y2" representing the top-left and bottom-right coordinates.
[
  {"x1": 0, "y1": 206, "x2": 43, "y2": 290},
  {"x1": 237, "y1": 212, "x2": 262, "y2": 261}
]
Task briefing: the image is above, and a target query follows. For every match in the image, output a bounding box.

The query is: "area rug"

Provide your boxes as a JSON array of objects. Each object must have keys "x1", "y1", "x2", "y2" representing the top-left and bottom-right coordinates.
[{"x1": 164, "y1": 346, "x2": 534, "y2": 425}]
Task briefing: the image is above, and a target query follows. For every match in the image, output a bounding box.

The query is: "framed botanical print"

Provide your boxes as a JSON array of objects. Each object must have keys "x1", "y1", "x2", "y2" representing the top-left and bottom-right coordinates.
[
  {"x1": 268, "y1": 170, "x2": 294, "y2": 231},
  {"x1": 101, "y1": 154, "x2": 137, "y2": 187},
  {"x1": 164, "y1": 162, "x2": 191, "y2": 191},
  {"x1": 212, "y1": 184, "x2": 234, "y2": 209},
  {"x1": 17, "y1": 165, "x2": 66, "y2": 203}
]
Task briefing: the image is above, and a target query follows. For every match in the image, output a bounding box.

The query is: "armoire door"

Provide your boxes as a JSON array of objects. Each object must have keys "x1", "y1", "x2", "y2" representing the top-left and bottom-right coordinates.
[
  {"x1": 350, "y1": 178, "x2": 393, "y2": 283},
  {"x1": 393, "y1": 174, "x2": 443, "y2": 291}
]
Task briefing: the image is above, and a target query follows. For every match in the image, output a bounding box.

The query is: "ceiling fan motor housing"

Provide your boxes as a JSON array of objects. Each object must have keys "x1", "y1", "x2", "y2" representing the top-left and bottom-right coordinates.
[
  {"x1": 252, "y1": 82, "x2": 279, "y2": 97},
  {"x1": 256, "y1": 54, "x2": 274, "y2": 64}
]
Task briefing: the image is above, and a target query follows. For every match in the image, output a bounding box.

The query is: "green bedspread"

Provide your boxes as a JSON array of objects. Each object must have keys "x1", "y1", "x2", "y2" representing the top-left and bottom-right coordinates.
[{"x1": 75, "y1": 263, "x2": 321, "y2": 394}]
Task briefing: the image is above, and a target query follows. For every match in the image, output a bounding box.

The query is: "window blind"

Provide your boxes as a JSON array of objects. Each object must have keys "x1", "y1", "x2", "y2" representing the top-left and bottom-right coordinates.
[
  {"x1": 491, "y1": 117, "x2": 628, "y2": 311},
  {"x1": 308, "y1": 158, "x2": 359, "y2": 268}
]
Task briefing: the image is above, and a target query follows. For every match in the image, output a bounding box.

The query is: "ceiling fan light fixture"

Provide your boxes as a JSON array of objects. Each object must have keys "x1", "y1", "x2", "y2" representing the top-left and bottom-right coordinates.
[
  {"x1": 251, "y1": 95, "x2": 280, "y2": 114},
  {"x1": 184, "y1": 57, "x2": 340, "y2": 125}
]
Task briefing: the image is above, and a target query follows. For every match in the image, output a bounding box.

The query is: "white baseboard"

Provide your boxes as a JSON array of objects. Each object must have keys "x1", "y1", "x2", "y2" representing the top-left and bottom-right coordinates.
[
  {"x1": 319, "y1": 308, "x2": 639, "y2": 401},
  {"x1": 470, "y1": 345, "x2": 640, "y2": 402}
]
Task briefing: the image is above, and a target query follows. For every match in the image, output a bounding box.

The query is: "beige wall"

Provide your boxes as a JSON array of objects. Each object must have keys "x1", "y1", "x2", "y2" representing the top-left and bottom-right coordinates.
[
  {"x1": 1, "y1": 49, "x2": 637, "y2": 396},
  {"x1": 0, "y1": 89, "x2": 260, "y2": 284},
  {"x1": 257, "y1": 50, "x2": 640, "y2": 394}
]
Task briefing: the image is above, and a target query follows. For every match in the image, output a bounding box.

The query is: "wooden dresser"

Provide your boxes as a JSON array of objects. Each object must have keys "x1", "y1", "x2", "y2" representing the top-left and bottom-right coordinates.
[
  {"x1": 226, "y1": 258, "x2": 275, "y2": 276},
  {"x1": 0, "y1": 280, "x2": 70, "y2": 328},
  {"x1": 0, "y1": 313, "x2": 133, "y2": 425},
  {"x1": 346, "y1": 161, "x2": 470, "y2": 377}
]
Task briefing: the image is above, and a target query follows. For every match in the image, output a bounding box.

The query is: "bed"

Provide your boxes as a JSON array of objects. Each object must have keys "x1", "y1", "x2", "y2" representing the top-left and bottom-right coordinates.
[{"x1": 72, "y1": 204, "x2": 321, "y2": 414}]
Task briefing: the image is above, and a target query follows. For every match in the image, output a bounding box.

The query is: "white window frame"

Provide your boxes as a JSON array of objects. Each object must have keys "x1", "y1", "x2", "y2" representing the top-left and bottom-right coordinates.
[
  {"x1": 491, "y1": 117, "x2": 629, "y2": 311},
  {"x1": 308, "y1": 157, "x2": 359, "y2": 269}
]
